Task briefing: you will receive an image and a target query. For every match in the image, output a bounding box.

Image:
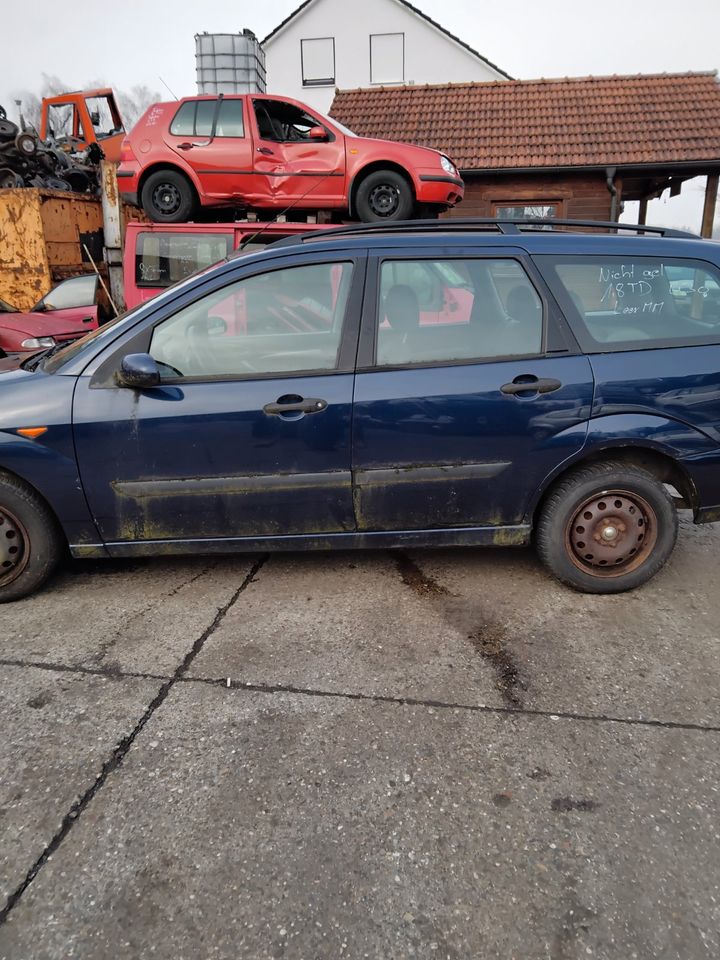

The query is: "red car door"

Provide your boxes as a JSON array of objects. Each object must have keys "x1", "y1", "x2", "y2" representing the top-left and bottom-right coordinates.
[
  {"x1": 249, "y1": 97, "x2": 347, "y2": 207},
  {"x1": 162, "y1": 97, "x2": 255, "y2": 200}
]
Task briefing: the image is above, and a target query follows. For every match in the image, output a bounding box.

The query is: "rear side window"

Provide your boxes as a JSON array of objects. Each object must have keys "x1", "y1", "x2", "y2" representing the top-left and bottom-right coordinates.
[
  {"x1": 538, "y1": 256, "x2": 720, "y2": 350},
  {"x1": 135, "y1": 232, "x2": 232, "y2": 288},
  {"x1": 375, "y1": 258, "x2": 543, "y2": 366},
  {"x1": 169, "y1": 99, "x2": 216, "y2": 137}
]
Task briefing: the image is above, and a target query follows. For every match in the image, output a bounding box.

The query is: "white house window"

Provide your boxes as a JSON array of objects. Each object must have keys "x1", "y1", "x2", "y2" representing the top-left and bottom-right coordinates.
[
  {"x1": 301, "y1": 38, "x2": 336, "y2": 86},
  {"x1": 370, "y1": 33, "x2": 404, "y2": 84}
]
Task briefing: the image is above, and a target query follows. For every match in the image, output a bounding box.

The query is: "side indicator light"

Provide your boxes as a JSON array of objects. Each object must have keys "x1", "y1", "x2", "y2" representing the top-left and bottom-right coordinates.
[{"x1": 17, "y1": 427, "x2": 48, "y2": 439}]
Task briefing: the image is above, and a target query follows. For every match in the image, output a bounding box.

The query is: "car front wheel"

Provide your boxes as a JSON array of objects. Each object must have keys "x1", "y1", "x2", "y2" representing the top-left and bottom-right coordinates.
[
  {"x1": 355, "y1": 170, "x2": 414, "y2": 222},
  {"x1": 535, "y1": 461, "x2": 678, "y2": 593},
  {"x1": 0, "y1": 473, "x2": 63, "y2": 603}
]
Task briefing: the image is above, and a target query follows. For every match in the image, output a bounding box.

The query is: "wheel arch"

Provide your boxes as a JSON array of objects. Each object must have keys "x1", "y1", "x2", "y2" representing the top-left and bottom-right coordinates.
[
  {"x1": 0, "y1": 464, "x2": 68, "y2": 545},
  {"x1": 137, "y1": 162, "x2": 201, "y2": 206},
  {"x1": 530, "y1": 444, "x2": 698, "y2": 529},
  {"x1": 349, "y1": 161, "x2": 417, "y2": 218}
]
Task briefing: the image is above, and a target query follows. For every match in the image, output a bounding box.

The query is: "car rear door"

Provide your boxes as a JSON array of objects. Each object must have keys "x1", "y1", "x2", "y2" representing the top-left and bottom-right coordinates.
[
  {"x1": 72, "y1": 253, "x2": 365, "y2": 548},
  {"x1": 351, "y1": 247, "x2": 595, "y2": 533},
  {"x1": 163, "y1": 97, "x2": 255, "y2": 200},
  {"x1": 536, "y1": 252, "x2": 720, "y2": 444}
]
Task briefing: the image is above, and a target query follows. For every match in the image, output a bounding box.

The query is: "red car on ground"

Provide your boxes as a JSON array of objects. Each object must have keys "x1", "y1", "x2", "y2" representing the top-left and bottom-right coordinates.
[
  {"x1": 0, "y1": 276, "x2": 106, "y2": 356},
  {"x1": 117, "y1": 94, "x2": 464, "y2": 224}
]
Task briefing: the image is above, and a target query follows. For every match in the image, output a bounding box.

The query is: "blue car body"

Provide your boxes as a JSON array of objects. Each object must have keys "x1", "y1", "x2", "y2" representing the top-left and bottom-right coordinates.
[{"x1": 1, "y1": 227, "x2": 719, "y2": 563}]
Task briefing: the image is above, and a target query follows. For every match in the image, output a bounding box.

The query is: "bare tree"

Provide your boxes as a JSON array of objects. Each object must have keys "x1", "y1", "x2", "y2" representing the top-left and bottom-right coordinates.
[
  {"x1": 8, "y1": 75, "x2": 160, "y2": 134},
  {"x1": 115, "y1": 85, "x2": 162, "y2": 130}
]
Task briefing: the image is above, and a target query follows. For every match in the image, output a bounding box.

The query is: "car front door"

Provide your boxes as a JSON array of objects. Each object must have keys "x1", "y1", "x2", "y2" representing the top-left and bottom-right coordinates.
[
  {"x1": 72, "y1": 254, "x2": 364, "y2": 548},
  {"x1": 249, "y1": 98, "x2": 346, "y2": 207},
  {"x1": 352, "y1": 249, "x2": 595, "y2": 533},
  {"x1": 163, "y1": 97, "x2": 255, "y2": 200},
  {"x1": 37, "y1": 275, "x2": 100, "y2": 333}
]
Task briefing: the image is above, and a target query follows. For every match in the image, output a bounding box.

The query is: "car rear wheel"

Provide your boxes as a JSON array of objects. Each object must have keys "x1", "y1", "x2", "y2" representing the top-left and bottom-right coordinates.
[
  {"x1": 535, "y1": 461, "x2": 678, "y2": 593},
  {"x1": 141, "y1": 169, "x2": 197, "y2": 223},
  {"x1": 355, "y1": 169, "x2": 414, "y2": 223},
  {"x1": 0, "y1": 473, "x2": 64, "y2": 603}
]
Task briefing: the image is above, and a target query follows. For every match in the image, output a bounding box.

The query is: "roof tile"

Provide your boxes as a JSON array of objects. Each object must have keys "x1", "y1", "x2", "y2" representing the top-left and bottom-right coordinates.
[{"x1": 330, "y1": 72, "x2": 720, "y2": 169}]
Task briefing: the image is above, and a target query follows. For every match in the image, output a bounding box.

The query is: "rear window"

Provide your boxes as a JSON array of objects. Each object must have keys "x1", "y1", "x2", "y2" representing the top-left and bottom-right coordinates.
[
  {"x1": 135, "y1": 232, "x2": 232, "y2": 288},
  {"x1": 537, "y1": 256, "x2": 720, "y2": 351}
]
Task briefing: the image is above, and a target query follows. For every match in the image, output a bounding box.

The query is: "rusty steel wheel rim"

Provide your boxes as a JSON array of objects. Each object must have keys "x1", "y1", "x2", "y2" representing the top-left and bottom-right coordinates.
[
  {"x1": 0, "y1": 507, "x2": 29, "y2": 587},
  {"x1": 564, "y1": 489, "x2": 658, "y2": 578}
]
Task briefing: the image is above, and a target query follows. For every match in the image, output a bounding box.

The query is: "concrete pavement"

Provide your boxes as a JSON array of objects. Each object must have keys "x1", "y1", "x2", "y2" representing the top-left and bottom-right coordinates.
[{"x1": 1, "y1": 518, "x2": 719, "y2": 959}]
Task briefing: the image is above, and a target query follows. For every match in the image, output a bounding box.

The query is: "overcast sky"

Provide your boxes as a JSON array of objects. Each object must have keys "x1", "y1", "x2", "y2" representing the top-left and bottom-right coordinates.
[{"x1": 2, "y1": 0, "x2": 719, "y2": 229}]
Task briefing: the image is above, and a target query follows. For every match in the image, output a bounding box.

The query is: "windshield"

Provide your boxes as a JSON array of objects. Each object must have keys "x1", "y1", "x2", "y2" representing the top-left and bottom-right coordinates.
[
  {"x1": 320, "y1": 110, "x2": 357, "y2": 138},
  {"x1": 0, "y1": 297, "x2": 18, "y2": 313}
]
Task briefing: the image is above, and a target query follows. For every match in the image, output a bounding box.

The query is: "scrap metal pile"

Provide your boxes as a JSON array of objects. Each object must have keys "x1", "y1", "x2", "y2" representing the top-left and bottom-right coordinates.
[{"x1": 0, "y1": 104, "x2": 101, "y2": 194}]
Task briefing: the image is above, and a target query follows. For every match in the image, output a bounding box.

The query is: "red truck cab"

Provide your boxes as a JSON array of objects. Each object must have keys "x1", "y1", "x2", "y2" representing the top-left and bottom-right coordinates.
[{"x1": 123, "y1": 220, "x2": 331, "y2": 310}]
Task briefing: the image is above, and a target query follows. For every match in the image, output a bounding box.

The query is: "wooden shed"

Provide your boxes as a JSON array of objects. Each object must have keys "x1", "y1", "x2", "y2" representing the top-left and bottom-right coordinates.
[{"x1": 330, "y1": 71, "x2": 720, "y2": 236}]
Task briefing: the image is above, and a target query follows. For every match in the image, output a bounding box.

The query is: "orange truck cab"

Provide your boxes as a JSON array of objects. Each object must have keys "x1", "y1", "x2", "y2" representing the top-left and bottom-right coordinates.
[{"x1": 40, "y1": 89, "x2": 125, "y2": 163}]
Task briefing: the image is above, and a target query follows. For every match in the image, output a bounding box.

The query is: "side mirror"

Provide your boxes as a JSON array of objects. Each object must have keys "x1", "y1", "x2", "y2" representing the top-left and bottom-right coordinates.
[
  {"x1": 308, "y1": 126, "x2": 328, "y2": 141},
  {"x1": 119, "y1": 353, "x2": 160, "y2": 389}
]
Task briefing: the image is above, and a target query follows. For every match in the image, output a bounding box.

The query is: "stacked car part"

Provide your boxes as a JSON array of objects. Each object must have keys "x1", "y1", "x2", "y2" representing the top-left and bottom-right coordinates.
[{"x1": 0, "y1": 105, "x2": 100, "y2": 194}]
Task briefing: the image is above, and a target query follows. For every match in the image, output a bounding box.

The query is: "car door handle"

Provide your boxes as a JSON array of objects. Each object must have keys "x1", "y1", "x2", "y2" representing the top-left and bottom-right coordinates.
[
  {"x1": 263, "y1": 397, "x2": 328, "y2": 416},
  {"x1": 501, "y1": 377, "x2": 563, "y2": 396},
  {"x1": 256, "y1": 146, "x2": 275, "y2": 156},
  {"x1": 177, "y1": 142, "x2": 195, "y2": 150}
]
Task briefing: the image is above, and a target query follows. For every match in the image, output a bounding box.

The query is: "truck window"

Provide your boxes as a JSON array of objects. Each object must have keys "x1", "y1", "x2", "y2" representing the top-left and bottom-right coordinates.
[
  {"x1": 85, "y1": 95, "x2": 123, "y2": 138},
  {"x1": 135, "y1": 232, "x2": 232, "y2": 288},
  {"x1": 46, "y1": 103, "x2": 76, "y2": 140}
]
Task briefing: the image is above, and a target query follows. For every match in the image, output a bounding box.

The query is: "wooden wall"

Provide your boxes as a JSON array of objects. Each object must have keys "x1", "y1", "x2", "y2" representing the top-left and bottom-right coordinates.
[{"x1": 446, "y1": 171, "x2": 617, "y2": 222}]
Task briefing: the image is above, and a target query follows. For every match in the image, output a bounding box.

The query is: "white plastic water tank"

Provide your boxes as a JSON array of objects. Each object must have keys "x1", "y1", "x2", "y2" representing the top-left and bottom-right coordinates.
[{"x1": 195, "y1": 31, "x2": 267, "y2": 94}]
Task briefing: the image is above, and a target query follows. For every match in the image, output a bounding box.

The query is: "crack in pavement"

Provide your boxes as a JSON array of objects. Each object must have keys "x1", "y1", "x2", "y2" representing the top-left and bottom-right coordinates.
[
  {"x1": 0, "y1": 554, "x2": 268, "y2": 926},
  {"x1": 3, "y1": 655, "x2": 720, "y2": 735},
  {"x1": 81, "y1": 562, "x2": 219, "y2": 667}
]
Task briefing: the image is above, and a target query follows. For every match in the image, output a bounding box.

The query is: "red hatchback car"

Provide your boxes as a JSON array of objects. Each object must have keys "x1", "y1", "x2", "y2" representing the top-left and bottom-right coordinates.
[{"x1": 117, "y1": 94, "x2": 464, "y2": 224}]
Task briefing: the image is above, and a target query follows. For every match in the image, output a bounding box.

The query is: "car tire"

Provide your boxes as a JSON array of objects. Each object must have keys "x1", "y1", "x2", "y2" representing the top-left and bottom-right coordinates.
[
  {"x1": 535, "y1": 460, "x2": 678, "y2": 594},
  {"x1": 0, "y1": 472, "x2": 64, "y2": 603},
  {"x1": 355, "y1": 169, "x2": 414, "y2": 223},
  {"x1": 141, "y1": 169, "x2": 197, "y2": 223}
]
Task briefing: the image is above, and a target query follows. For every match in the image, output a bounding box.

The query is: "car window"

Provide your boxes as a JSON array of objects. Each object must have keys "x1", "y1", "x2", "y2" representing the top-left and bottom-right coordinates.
[
  {"x1": 538, "y1": 256, "x2": 720, "y2": 350},
  {"x1": 169, "y1": 99, "x2": 216, "y2": 137},
  {"x1": 215, "y1": 99, "x2": 245, "y2": 137},
  {"x1": 135, "y1": 232, "x2": 232, "y2": 288},
  {"x1": 149, "y1": 261, "x2": 354, "y2": 379},
  {"x1": 41, "y1": 275, "x2": 97, "y2": 310},
  {"x1": 375, "y1": 259, "x2": 543, "y2": 366},
  {"x1": 254, "y1": 99, "x2": 327, "y2": 142}
]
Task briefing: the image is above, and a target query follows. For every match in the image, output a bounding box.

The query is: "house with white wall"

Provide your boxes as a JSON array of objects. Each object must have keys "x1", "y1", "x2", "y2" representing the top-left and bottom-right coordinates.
[{"x1": 262, "y1": 0, "x2": 511, "y2": 113}]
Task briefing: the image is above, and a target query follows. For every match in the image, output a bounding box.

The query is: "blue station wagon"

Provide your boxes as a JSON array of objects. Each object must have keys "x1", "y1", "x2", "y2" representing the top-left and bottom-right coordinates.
[{"x1": 1, "y1": 218, "x2": 720, "y2": 601}]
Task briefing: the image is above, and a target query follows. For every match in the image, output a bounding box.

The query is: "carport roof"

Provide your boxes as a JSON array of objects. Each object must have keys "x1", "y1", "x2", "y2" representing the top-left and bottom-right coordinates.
[{"x1": 330, "y1": 71, "x2": 720, "y2": 173}]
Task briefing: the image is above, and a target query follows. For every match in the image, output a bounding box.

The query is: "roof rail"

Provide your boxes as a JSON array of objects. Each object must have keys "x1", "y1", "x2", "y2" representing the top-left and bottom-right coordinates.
[{"x1": 271, "y1": 217, "x2": 699, "y2": 246}]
